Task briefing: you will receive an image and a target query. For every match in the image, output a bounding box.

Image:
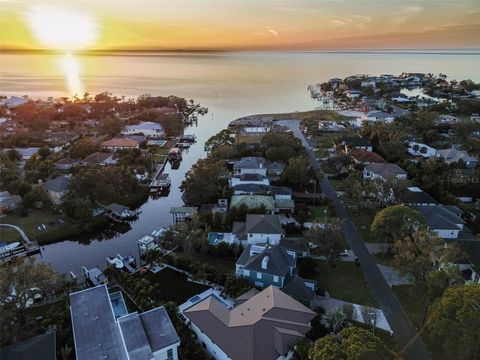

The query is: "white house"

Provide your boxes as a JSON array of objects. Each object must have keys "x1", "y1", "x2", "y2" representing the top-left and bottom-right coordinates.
[
  {"x1": 70, "y1": 285, "x2": 180, "y2": 360},
  {"x1": 362, "y1": 111, "x2": 396, "y2": 123},
  {"x1": 230, "y1": 214, "x2": 284, "y2": 245},
  {"x1": 363, "y1": 163, "x2": 408, "y2": 181},
  {"x1": 413, "y1": 205, "x2": 464, "y2": 239},
  {"x1": 407, "y1": 141, "x2": 438, "y2": 158},
  {"x1": 122, "y1": 121, "x2": 165, "y2": 138},
  {"x1": 230, "y1": 174, "x2": 270, "y2": 188},
  {"x1": 233, "y1": 157, "x2": 285, "y2": 177},
  {"x1": 437, "y1": 148, "x2": 478, "y2": 168}
]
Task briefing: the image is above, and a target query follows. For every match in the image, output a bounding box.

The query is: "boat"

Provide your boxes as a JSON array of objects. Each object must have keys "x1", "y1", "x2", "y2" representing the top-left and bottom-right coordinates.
[
  {"x1": 138, "y1": 235, "x2": 159, "y2": 256},
  {"x1": 106, "y1": 254, "x2": 137, "y2": 272},
  {"x1": 0, "y1": 242, "x2": 21, "y2": 254}
]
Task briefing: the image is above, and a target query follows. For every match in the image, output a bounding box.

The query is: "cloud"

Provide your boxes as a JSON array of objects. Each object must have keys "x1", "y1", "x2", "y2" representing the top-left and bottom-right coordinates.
[
  {"x1": 331, "y1": 15, "x2": 372, "y2": 31},
  {"x1": 268, "y1": 28, "x2": 279, "y2": 36},
  {"x1": 392, "y1": 6, "x2": 424, "y2": 25}
]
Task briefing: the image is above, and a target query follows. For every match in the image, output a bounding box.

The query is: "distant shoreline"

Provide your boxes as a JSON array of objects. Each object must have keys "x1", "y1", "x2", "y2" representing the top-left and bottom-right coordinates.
[{"x1": 1, "y1": 48, "x2": 480, "y2": 56}]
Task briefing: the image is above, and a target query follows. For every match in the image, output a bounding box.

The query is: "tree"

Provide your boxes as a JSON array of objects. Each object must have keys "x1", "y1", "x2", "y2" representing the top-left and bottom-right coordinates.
[
  {"x1": 223, "y1": 274, "x2": 253, "y2": 298},
  {"x1": 425, "y1": 284, "x2": 480, "y2": 360},
  {"x1": 98, "y1": 117, "x2": 124, "y2": 136},
  {"x1": 282, "y1": 157, "x2": 310, "y2": 189},
  {"x1": 23, "y1": 186, "x2": 51, "y2": 209},
  {"x1": 180, "y1": 159, "x2": 228, "y2": 205},
  {"x1": 303, "y1": 221, "x2": 343, "y2": 266},
  {"x1": 308, "y1": 326, "x2": 395, "y2": 360},
  {"x1": 69, "y1": 138, "x2": 98, "y2": 159},
  {"x1": 393, "y1": 229, "x2": 460, "y2": 285},
  {"x1": 204, "y1": 129, "x2": 234, "y2": 153},
  {"x1": 371, "y1": 205, "x2": 426, "y2": 244},
  {"x1": 320, "y1": 308, "x2": 350, "y2": 334},
  {"x1": 0, "y1": 258, "x2": 63, "y2": 346}
]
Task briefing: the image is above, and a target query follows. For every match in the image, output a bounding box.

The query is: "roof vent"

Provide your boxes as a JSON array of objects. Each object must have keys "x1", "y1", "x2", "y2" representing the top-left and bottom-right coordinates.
[{"x1": 261, "y1": 256, "x2": 269, "y2": 270}]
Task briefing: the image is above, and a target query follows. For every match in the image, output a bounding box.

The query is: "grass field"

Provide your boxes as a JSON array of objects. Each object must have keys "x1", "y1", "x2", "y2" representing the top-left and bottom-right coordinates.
[
  {"x1": 393, "y1": 285, "x2": 425, "y2": 330},
  {"x1": 310, "y1": 260, "x2": 377, "y2": 307},
  {"x1": 307, "y1": 205, "x2": 333, "y2": 222},
  {"x1": 0, "y1": 227, "x2": 22, "y2": 244},
  {"x1": 177, "y1": 252, "x2": 237, "y2": 274},
  {"x1": 348, "y1": 207, "x2": 379, "y2": 243},
  {"x1": 139, "y1": 267, "x2": 210, "y2": 305}
]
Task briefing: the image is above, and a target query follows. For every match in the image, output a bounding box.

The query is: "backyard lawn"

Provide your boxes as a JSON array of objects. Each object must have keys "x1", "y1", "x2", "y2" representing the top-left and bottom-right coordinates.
[
  {"x1": 138, "y1": 267, "x2": 210, "y2": 305},
  {"x1": 177, "y1": 252, "x2": 237, "y2": 274},
  {"x1": 0, "y1": 211, "x2": 66, "y2": 243},
  {"x1": 347, "y1": 207, "x2": 378, "y2": 243},
  {"x1": 0, "y1": 227, "x2": 22, "y2": 244},
  {"x1": 310, "y1": 260, "x2": 377, "y2": 307},
  {"x1": 393, "y1": 285, "x2": 424, "y2": 330}
]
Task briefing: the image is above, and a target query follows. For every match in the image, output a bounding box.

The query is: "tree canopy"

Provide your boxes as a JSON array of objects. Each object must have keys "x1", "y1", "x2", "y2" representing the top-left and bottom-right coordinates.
[
  {"x1": 204, "y1": 129, "x2": 235, "y2": 153},
  {"x1": 425, "y1": 284, "x2": 480, "y2": 360},
  {"x1": 371, "y1": 205, "x2": 426, "y2": 243},
  {"x1": 308, "y1": 326, "x2": 395, "y2": 360}
]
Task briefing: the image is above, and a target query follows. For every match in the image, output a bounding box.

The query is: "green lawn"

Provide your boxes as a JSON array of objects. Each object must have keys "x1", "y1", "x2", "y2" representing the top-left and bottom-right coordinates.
[
  {"x1": 0, "y1": 211, "x2": 66, "y2": 242},
  {"x1": 310, "y1": 260, "x2": 377, "y2": 307},
  {"x1": 0, "y1": 227, "x2": 22, "y2": 244},
  {"x1": 307, "y1": 206, "x2": 333, "y2": 222},
  {"x1": 137, "y1": 267, "x2": 210, "y2": 305},
  {"x1": 328, "y1": 178, "x2": 349, "y2": 192},
  {"x1": 393, "y1": 285, "x2": 425, "y2": 330},
  {"x1": 177, "y1": 251, "x2": 237, "y2": 274},
  {"x1": 348, "y1": 207, "x2": 378, "y2": 243}
]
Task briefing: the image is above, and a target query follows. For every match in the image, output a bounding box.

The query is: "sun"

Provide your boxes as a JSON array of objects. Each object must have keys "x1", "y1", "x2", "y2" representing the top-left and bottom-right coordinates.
[{"x1": 27, "y1": 7, "x2": 98, "y2": 50}]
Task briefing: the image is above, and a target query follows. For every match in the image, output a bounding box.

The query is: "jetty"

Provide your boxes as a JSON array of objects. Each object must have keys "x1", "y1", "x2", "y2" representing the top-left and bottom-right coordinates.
[
  {"x1": 0, "y1": 224, "x2": 40, "y2": 263},
  {"x1": 149, "y1": 159, "x2": 171, "y2": 192}
]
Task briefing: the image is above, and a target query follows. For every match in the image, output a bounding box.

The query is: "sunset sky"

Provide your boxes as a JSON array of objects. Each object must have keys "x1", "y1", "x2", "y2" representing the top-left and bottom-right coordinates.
[{"x1": 1, "y1": 0, "x2": 479, "y2": 51}]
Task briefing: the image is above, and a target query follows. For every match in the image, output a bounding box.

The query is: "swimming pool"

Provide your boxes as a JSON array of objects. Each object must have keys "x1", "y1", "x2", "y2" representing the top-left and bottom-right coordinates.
[
  {"x1": 110, "y1": 291, "x2": 128, "y2": 318},
  {"x1": 207, "y1": 232, "x2": 224, "y2": 245}
]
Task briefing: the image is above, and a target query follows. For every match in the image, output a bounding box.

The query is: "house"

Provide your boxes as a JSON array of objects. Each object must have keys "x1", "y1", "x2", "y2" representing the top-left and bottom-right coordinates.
[
  {"x1": 230, "y1": 195, "x2": 276, "y2": 213},
  {"x1": 450, "y1": 240, "x2": 480, "y2": 284},
  {"x1": 54, "y1": 158, "x2": 78, "y2": 171},
  {"x1": 395, "y1": 187, "x2": 437, "y2": 206},
  {"x1": 101, "y1": 137, "x2": 140, "y2": 151},
  {"x1": 281, "y1": 276, "x2": 317, "y2": 307},
  {"x1": 236, "y1": 244, "x2": 296, "y2": 288},
  {"x1": 233, "y1": 157, "x2": 285, "y2": 177},
  {"x1": 43, "y1": 175, "x2": 70, "y2": 205},
  {"x1": 471, "y1": 114, "x2": 480, "y2": 122},
  {"x1": 436, "y1": 114, "x2": 458, "y2": 125},
  {"x1": 183, "y1": 286, "x2": 316, "y2": 360},
  {"x1": 0, "y1": 191, "x2": 21, "y2": 213},
  {"x1": 70, "y1": 284, "x2": 180, "y2": 360},
  {"x1": 269, "y1": 186, "x2": 293, "y2": 200},
  {"x1": 346, "y1": 90, "x2": 362, "y2": 100},
  {"x1": 413, "y1": 205, "x2": 464, "y2": 239},
  {"x1": 234, "y1": 214, "x2": 284, "y2": 245},
  {"x1": 82, "y1": 152, "x2": 117, "y2": 166},
  {"x1": 233, "y1": 184, "x2": 270, "y2": 196},
  {"x1": 437, "y1": 148, "x2": 478, "y2": 168},
  {"x1": 362, "y1": 111, "x2": 397, "y2": 123},
  {"x1": 0, "y1": 332, "x2": 56, "y2": 360},
  {"x1": 1, "y1": 147, "x2": 41, "y2": 161},
  {"x1": 231, "y1": 174, "x2": 270, "y2": 188},
  {"x1": 407, "y1": 142, "x2": 438, "y2": 158},
  {"x1": 363, "y1": 163, "x2": 408, "y2": 181},
  {"x1": 340, "y1": 137, "x2": 372, "y2": 152},
  {"x1": 122, "y1": 121, "x2": 165, "y2": 138},
  {"x1": 318, "y1": 121, "x2": 345, "y2": 132},
  {"x1": 350, "y1": 149, "x2": 386, "y2": 164}
]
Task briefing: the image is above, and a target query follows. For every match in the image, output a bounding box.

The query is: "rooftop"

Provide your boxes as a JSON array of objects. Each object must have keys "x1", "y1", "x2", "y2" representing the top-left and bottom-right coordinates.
[
  {"x1": 44, "y1": 175, "x2": 70, "y2": 193},
  {"x1": 413, "y1": 205, "x2": 464, "y2": 230},
  {"x1": 365, "y1": 162, "x2": 407, "y2": 177},
  {"x1": 236, "y1": 244, "x2": 295, "y2": 277},
  {"x1": 230, "y1": 195, "x2": 276, "y2": 211},
  {"x1": 395, "y1": 187, "x2": 437, "y2": 205},
  {"x1": 101, "y1": 138, "x2": 140, "y2": 148},
  {"x1": 245, "y1": 214, "x2": 283, "y2": 235},
  {"x1": 184, "y1": 286, "x2": 315, "y2": 360}
]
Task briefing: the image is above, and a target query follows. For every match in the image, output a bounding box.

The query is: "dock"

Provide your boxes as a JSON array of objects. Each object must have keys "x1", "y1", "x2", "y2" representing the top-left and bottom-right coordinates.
[
  {"x1": 149, "y1": 159, "x2": 171, "y2": 191},
  {"x1": 0, "y1": 224, "x2": 41, "y2": 263}
]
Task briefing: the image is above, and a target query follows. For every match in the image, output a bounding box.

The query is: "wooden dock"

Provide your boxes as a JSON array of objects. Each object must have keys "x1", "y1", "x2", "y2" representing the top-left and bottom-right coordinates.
[{"x1": 0, "y1": 224, "x2": 40, "y2": 263}]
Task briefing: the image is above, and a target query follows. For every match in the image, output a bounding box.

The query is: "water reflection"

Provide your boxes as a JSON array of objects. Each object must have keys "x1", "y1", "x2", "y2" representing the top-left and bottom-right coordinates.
[{"x1": 58, "y1": 52, "x2": 83, "y2": 96}]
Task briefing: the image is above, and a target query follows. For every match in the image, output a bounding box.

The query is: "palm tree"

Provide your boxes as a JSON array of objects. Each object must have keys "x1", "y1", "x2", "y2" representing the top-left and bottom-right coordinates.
[
  {"x1": 320, "y1": 308, "x2": 350, "y2": 334},
  {"x1": 60, "y1": 344, "x2": 73, "y2": 360}
]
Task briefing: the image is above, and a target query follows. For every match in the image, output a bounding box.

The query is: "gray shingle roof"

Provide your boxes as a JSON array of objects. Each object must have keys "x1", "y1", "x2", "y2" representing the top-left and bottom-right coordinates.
[
  {"x1": 236, "y1": 244, "x2": 296, "y2": 277},
  {"x1": 44, "y1": 175, "x2": 70, "y2": 193},
  {"x1": 396, "y1": 187, "x2": 437, "y2": 205},
  {"x1": 365, "y1": 162, "x2": 407, "y2": 177},
  {"x1": 245, "y1": 214, "x2": 283, "y2": 235},
  {"x1": 413, "y1": 205, "x2": 464, "y2": 230}
]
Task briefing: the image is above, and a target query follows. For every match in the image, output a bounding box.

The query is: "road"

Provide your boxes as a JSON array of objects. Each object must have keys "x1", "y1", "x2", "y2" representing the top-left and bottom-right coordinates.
[{"x1": 279, "y1": 120, "x2": 431, "y2": 360}]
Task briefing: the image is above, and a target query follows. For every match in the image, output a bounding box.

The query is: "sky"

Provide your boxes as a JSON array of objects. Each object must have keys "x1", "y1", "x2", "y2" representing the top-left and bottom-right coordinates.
[{"x1": 1, "y1": 0, "x2": 479, "y2": 51}]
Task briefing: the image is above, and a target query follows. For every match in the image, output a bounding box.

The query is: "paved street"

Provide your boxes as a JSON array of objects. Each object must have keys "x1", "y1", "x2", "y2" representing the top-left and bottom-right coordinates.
[{"x1": 279, "y1": 120, "x2": 431, "y2": 360}]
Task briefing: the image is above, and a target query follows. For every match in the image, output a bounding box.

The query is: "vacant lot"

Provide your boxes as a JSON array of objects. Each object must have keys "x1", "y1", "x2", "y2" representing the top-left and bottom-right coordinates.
[{"x1": 139, "y1": 267, "x2": 210, "y2": 305}]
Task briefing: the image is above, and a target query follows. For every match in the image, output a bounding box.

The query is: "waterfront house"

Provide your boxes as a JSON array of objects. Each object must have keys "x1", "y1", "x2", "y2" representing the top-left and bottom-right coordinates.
[
  {"x1": 339, "y1": 137, "x2": 373, "y2": 152},
  {"x1": 318, "y1": 121, "x2": 345, "y2": 132},
  {"x1": 0, "y1": 332, "x2": 56, "y2": 360},
  {"x1": 183, "y1": 286, "x2": 316, "y2": 360},
  {"x1": 82, "y1": 152, "x2": 117, "y2": 166},
  {"x1": 43, "y1": 175, "x2": 70, "y2": 205},
  {"x1": 236, "y1": 244, "x2": 296, "y2": 288},
  {"x1": 395, "y1": 187, "x2": 437, "y2": 206},
  {"x1": 233, "y1": 157, "x2": 285, "y2": 177},
  {"x1": 437, "y1": 148, "x2": 478, "y2": 168},
  {"x1": 413, "y1": 205, "x2": 464, "y2": 239},
  {"x1": 122, "y1": 121, "x2": 165, "y2": 138},
  {"x1": 362, "y1": 111, "x2": 396, "y2": 123},
  {"x1": 70, "y1": 285, "x2": 180, "y2": 360},
  {"x1": 101, "y1": 137, "x2": 140, "y2": 151},
  {"x1": 232, "y1": 184, "x2": 270, "y2": 196},
  {"x1": 363, "y1": 163, "x2": 407, "y2": 181},
  {"x1": 345, "y1": 90, "x2": 362, "y2": 100},
  {"x1": 0, "y1": 96, "x2": 28, "y2": 109},
  {"x1": 231, "y1": 174, "x2": 270, "y2": 188},
  {"x1": 230, "y1": 195, "x2": 276, "y2": 213},
  {"x1": 233, "y1": 214, "x2": 284, "y2": 245}
]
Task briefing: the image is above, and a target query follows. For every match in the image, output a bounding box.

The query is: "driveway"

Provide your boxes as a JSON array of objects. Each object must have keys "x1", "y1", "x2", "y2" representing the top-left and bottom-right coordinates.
[{"x1": 278, "y1": 120, "x2": 431, "y2": 360}]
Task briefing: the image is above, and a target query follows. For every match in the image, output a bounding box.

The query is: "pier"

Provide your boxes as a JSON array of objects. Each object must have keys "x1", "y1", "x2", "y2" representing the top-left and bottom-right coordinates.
[
  {"x1": 149, "y1": 158, "x2": 171, "y2": 191},
  {"x1": 0, "y1": 224, "x2": 40, "y2": 263}
]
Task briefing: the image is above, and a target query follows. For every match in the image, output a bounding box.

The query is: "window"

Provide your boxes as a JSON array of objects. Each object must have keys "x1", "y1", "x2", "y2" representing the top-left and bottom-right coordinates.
[
  {"x1": 167, "y1": 349, "x2": 173, "y2": 360},
  {"x1": 257, "y1": 272, "x2": 262, "y2": 279},
  {"x1": 202, "y1": 342, "x2": 206, "y2": 349},
  {"x1": 273, "y1": 275, "x2": 279, "y2": 283},
  {"x1": 243, "y1": 269, "x2": 250, "y2": 276}
]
